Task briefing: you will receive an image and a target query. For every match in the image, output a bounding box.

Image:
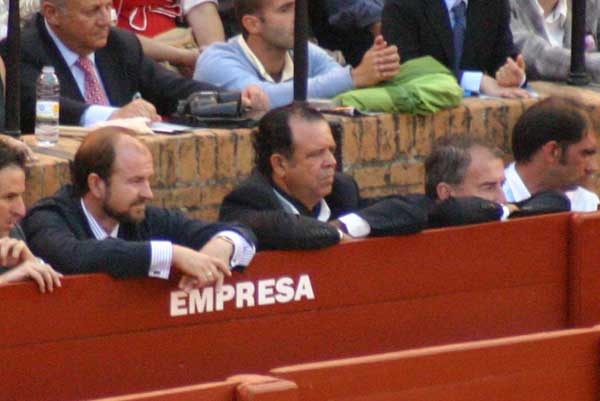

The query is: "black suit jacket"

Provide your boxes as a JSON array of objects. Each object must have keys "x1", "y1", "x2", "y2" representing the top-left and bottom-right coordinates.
[
  {"x1": 219, "y1": 171, "x2": 426, "y2": 250},
  {"x1": 1, "y1": 14, "x2": 217, "y2": 133},
  {"x1": 381, "y1": 0, "x2": 518, "y2": 79},
  {"x1": 22, "y1": 186, "x2": 256, "y2": 278}
]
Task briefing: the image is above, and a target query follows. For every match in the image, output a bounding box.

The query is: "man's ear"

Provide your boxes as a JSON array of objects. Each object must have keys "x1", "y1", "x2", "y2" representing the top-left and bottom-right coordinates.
[
  {"x1": 436, "y1": 182, "x2": 453, "y2": 201},
  {"x1": 241, "y1": 14, "x2": 262, "y2": 36},
  {"x1": 41, "y1": 0, "x2": 61, "y2": 26},
  {"x1": 270, "y1": 153, "x2": 287, "y2": 179},
  {"x1": 87, "y1": 173, "x2": 107, "y2": 199},
  {"x1": 541, "y1": 140, "x2": 561, "y2": 164}
]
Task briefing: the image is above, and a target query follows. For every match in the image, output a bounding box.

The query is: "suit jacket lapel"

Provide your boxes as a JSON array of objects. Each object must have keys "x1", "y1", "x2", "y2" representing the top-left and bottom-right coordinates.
[
  {"x1": 35, "y1": 14, "x2": 84, "y2": 103},
  {"x1": 425, "y1": 0, "x2": 455, "y2": 65},
  {"x1": 94, "y1": 45, "x2": 122, "y2": 106}
]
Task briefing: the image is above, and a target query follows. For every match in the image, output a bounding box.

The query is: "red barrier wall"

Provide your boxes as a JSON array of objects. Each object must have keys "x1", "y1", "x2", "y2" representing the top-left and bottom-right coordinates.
[{"x1": 0, "y1": 214, "x2": 572, "y2": 400}]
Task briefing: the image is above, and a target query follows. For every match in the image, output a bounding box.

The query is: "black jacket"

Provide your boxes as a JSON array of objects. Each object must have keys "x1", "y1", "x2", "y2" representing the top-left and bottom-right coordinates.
[
  {"x1": 381, "y1": 0, "x2": 519, "y2": 79},
  {"x1": 22, "y1": 185, "x2": 256, "y2": 278},
  {"x1": 219, "y1": 171, "x2": 427, "y2": 250},
  {"x1": 0, "y1": 14, "x2": 218, "y2": 132}
]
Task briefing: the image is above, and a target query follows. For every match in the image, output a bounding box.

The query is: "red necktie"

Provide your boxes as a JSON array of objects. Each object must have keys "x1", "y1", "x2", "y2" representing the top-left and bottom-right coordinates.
[{"x1": 75, "y1": 57, "x2": 109, "y2": 105}]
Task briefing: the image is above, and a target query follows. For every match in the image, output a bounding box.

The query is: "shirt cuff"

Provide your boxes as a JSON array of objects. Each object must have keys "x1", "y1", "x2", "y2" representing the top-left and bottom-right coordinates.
[
  {"x1": 213, "y1": 230, "x2": 255, "y2": 268},
  {"x1": 460, "y1": 71, "x2": 483, "y2": 94},
  {"x1": 148, "y1": 241, "x2": 173, "y2": 279},
  {"x1": 81, "y1": 105, "x2": 118, "y2": 127},
  {"x1": 338, "y1": 213, "x2": 371, "y2": 238},
  {"x1": 500, "y1": 205, "x2": 511, "y2": 221},
  {"x1": 181, "y1": 0, "x2": 218, "y2": 15}
]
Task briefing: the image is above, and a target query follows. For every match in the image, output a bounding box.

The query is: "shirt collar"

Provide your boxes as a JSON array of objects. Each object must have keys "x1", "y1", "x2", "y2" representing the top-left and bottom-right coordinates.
[
  {"x1": 80, "y1": 198, "x2": 119, "y2": 239},
  {"x1": 44, "y1": 18, "x2": 97, "y2": 69},
  {"x1": 504, "y1": 162, "x2": 532, "y2": 202},
  {"x1": 236, "y1": 34, "x2": 294, "y2": 83},
  {"x1": 535, "y1": 0, "x2": 567, "y2": 23},
  {"x1": 272, "y1": 188, "x2": 331, "y2": 222},
  {"x1": 445, "y1": 0, "x2": 468, "y2": 11}
]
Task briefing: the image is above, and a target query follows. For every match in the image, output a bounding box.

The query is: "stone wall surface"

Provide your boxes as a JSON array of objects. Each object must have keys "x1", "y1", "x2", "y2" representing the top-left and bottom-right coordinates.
[{"x1": 21, "y1": 82, "x2": 600, "y2": 220}]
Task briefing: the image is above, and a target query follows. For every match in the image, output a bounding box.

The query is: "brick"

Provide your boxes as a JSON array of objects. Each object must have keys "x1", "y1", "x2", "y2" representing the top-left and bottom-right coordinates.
[
  {"x1": 448, "y1": 104, "x2": 469, "y2": 136},
  {"x1": 197, "y1": 131, "x2": 217, "y2": 180},
  {"x1": 432, "y1": 108, "x2": 453, "y2": 139},
  {"x1": 396, "y1": 113, "x2": 413, "y2": 154},
  {"x1": 377, "y1": 114, "x2": 397, "y2": 161},
  {"x1": 390, "y1": 161, "x2": 425, "y2": 187},
  {"x1": 485, "y1": 99, "x2": 512, "y2": 151},
  {"x1": 176, "y1": 134, "x2": 200, "y2": 184},
  {"x1": 341, "y1": 120, "x2": 361, "y2": 167},
  {"x1": 234, "y1": 128, "x2": 255, "y2": 176},
  {"x1": 353, "y1": 166, "x2": 389, "y2": 188},
  {"x1": 413, "y1": 114, "x2": 434, "y2": 156},
  {"x1": 200, "y1": 182, "x2": 236, "y2": 207},
  {"x1": 359, "y1": 186, "x2": 401, "y2": 199},
  {"x1": 465, "y1": 100, "x2": 487, "y2": 137},
  {"x1": 214, "y1": 130, "x2": 236, "y2": 178},
  {"x1": 359, "y1": 117, "x2": 378, "y2": 162}
]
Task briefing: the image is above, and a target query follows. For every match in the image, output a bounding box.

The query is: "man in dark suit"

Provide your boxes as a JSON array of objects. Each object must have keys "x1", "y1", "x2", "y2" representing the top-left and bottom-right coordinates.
[
  {"x1": 2, "y1": 0, "x2": 268, "y2": 133},
  {"x1": 381, "y1": 0, "x2": 530, "y2": 98},
  {"x1": 23, "y1": 127, "x2": 257, "y2": 292},
  {"x1": 219, "y1": 104, "x2": 427, "y2": 250}
]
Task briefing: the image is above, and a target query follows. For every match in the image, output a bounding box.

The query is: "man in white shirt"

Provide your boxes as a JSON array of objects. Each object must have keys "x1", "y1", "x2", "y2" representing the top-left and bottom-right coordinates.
[
  {"x1": 509, "y1": 0, "x2": 600, "y2": 82},
  {"x1": 503, "y1": 97, "x2": 599, "y2": 211},
  {"x1": 22, "y1": 127, "x2": 256, "y2": 291}
]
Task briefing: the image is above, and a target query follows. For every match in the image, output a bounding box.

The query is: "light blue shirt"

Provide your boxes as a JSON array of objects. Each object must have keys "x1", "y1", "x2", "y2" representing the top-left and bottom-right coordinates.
[
  {"x1": 194, "y1": 35, "x2": 355, "y2": 108},
  {"x1": 443, "y1": 0, "x2": 482, "y2": 94},
  {"x1": 44, "y1": 19, "x2": 117, "y2": 126}
]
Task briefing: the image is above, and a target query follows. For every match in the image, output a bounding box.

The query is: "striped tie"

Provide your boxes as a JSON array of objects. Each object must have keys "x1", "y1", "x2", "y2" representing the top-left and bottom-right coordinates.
[{"x1": 451, "y1": 0, "x2": 467, "y2": 72}]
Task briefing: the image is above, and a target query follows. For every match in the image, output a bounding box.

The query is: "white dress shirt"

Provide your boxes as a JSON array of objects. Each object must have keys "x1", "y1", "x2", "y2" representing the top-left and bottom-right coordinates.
[
  {"x1": 81, "y1": 199, "x2": 255, "y2": 279},
  {"x1": 503, "y1": 162, "x2": 600, "y2": 212}
]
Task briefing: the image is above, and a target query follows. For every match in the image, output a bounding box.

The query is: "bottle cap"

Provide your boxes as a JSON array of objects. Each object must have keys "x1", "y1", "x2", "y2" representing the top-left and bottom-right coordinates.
[{"x1": 41, "y1": 65, "x2": 55, "y2": 73}]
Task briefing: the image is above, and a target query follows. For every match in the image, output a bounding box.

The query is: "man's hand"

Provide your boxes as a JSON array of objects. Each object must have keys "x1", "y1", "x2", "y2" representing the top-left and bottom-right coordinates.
[
  {"x1": 480, "y1": 75, "x2": 530, "y2": 98},
  {"x1": 0, "y1": 135, "x2": 38, "y2": 163},
  {"x1": 109, "y1": 99, "x2": 161, "y2": 122},
  {"x1": 0, "y1": 237, "x2": 36, "y2": 268},
  {"x1": 172, "y1": 245, "x2": 232, "y2": 293},
  {"x1": 495, "y1": 55, "x2": 526, "y2": 88},
  {"x1": 0, "y1": 259, "x2": 63, "y2": 293},
  {"x1": 241, "y1": 85, "x2": 270, "y2": 119},
  {"x1": 351, "y1": 35, "x2": 400, "y2": 88}
]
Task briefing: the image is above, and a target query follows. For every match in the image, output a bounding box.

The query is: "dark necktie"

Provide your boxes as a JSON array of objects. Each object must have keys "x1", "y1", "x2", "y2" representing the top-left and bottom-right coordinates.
[
  {"x1": 75, "y1": 57, "x2": 109, "y2": 106},
  {"x1": 451, "y1": 1, "x2": 467, "y2": 72}
]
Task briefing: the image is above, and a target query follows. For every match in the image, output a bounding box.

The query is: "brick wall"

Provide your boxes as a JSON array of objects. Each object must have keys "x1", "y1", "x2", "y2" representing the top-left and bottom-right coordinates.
[{"x1": 21, "y1": 82, "x2": 600, "y2": 220}]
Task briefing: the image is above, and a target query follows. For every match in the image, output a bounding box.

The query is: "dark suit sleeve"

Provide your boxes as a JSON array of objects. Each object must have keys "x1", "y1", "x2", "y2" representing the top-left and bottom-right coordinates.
[
  {"x1": 22, "y1": 207, "x2": 151, "y2": 278},
  {"x1": 381, "y1": 0, "x2": 423, "y2": 62},
  {"x1": 144, "y1": 207, "x2": 257, "y2": 250},
  {"x1": 492, "y1": 0, "x2": 520, "y2": 73},
  {"x1": 427, "y1": 197, "x2": 503, "y2": 228},
  {"x1": 220, "y1": 186, "x2": 340, "y2": 251}
]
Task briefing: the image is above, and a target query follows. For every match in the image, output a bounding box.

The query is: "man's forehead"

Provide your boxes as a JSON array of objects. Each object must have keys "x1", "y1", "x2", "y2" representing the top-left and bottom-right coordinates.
[
  {"x1": 0, "y1": 165, "x2": 26, "y2": 194},
  {"x1": 112, "y1": 139, "x2": 153, "y2": 172}
]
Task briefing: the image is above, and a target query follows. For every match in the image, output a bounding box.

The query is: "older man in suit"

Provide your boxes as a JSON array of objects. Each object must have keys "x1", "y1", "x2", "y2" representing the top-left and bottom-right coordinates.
[
  {"x1": 0, "y1": 0, "x2": 268, "y2": 133},
  {"x1": 381, "y1": 0, "x2": 530, "y2": 98}
]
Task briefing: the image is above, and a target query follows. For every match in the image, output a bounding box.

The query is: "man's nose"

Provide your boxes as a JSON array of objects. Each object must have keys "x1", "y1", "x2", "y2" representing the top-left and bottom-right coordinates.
[
  {"x1": 495, "y1": 187, "x2": 507, "y2": 204},
  {"x1": 140, "y1": 181, "x2": 154, "y2": 200},
  {"x1": 325, "y1": 150, "x2": 337, "y2": 168},
  {"x1": 12, "y1": 196, "x2": 26, "y2": 219},
  {"x1": 587, "y1": 156, "x2": 599, "y2": 174}
]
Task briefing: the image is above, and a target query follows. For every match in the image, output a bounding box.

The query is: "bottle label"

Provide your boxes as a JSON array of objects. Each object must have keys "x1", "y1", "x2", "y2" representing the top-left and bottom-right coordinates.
[{"x1": 36, "y1": 101, "x2": 59, "y2": 119}]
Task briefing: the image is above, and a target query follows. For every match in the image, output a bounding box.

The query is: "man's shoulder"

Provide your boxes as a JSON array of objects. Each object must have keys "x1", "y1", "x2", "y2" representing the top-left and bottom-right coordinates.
[
  {"x1": 568, "y1": 186, "x2": 600, "y2": 212},
  {"x1": 199, "y1": 38, "x2": 246, "y2": 63},
  {"x1": 228, "y1": 171, "x2": 277, "y2": 199}
]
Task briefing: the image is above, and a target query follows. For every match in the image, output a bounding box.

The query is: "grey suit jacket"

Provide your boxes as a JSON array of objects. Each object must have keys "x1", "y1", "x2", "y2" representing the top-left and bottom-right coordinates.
[{"x1": 510, "y1": 0, "x2": 600, "y2": 81}]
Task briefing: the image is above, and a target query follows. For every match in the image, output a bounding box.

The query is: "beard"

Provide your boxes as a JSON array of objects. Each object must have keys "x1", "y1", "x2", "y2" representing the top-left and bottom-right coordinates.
[{"x1": 102, "y1": 198, "x2": 147, "y2": 224}]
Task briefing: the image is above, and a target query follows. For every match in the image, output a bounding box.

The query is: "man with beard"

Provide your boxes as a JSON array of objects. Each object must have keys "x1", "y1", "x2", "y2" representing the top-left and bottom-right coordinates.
[
  {"x1": 1, "y1": 0, "x2": 269, "y2": 133},
  {"x1": 219, "y1": 104, "x2": 427, "y2": 250},
  {"x1": 22, "y1": 128, "x2": 256, "y2": 291},
  {"x1": 193, "y1": 0, "x2": 400, "y2": 108},
  {"x1": 503, "y1": 97, "x2": 599, "y2": 211}
]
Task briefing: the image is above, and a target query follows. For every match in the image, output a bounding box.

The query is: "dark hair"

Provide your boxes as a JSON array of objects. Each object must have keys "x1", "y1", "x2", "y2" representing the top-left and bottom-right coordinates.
[
  {"x1": 70, "y1": 127, "x2": 126, "y2": 197},
  {"x1": 254, "y1": 103, "x2": 326, "y2": 176},
  {"x1": 512, "y1": 97, "x2": 592, "y2": 163},
  {"x1": 425, "y1": 135, "x2": 501, "y2": 199},
  {"x1": 234, "y1": 0, "x2": 265, "y2": 38},
  {"x1": 0, "y1": 140, "x2": 26, "y2": 172}
]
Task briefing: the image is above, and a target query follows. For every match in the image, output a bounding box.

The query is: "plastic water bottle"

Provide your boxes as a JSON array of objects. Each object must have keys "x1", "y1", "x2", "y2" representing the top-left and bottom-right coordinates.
[{"x1": 35, "y1": 66, "x2": 60, "y2": 147}]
